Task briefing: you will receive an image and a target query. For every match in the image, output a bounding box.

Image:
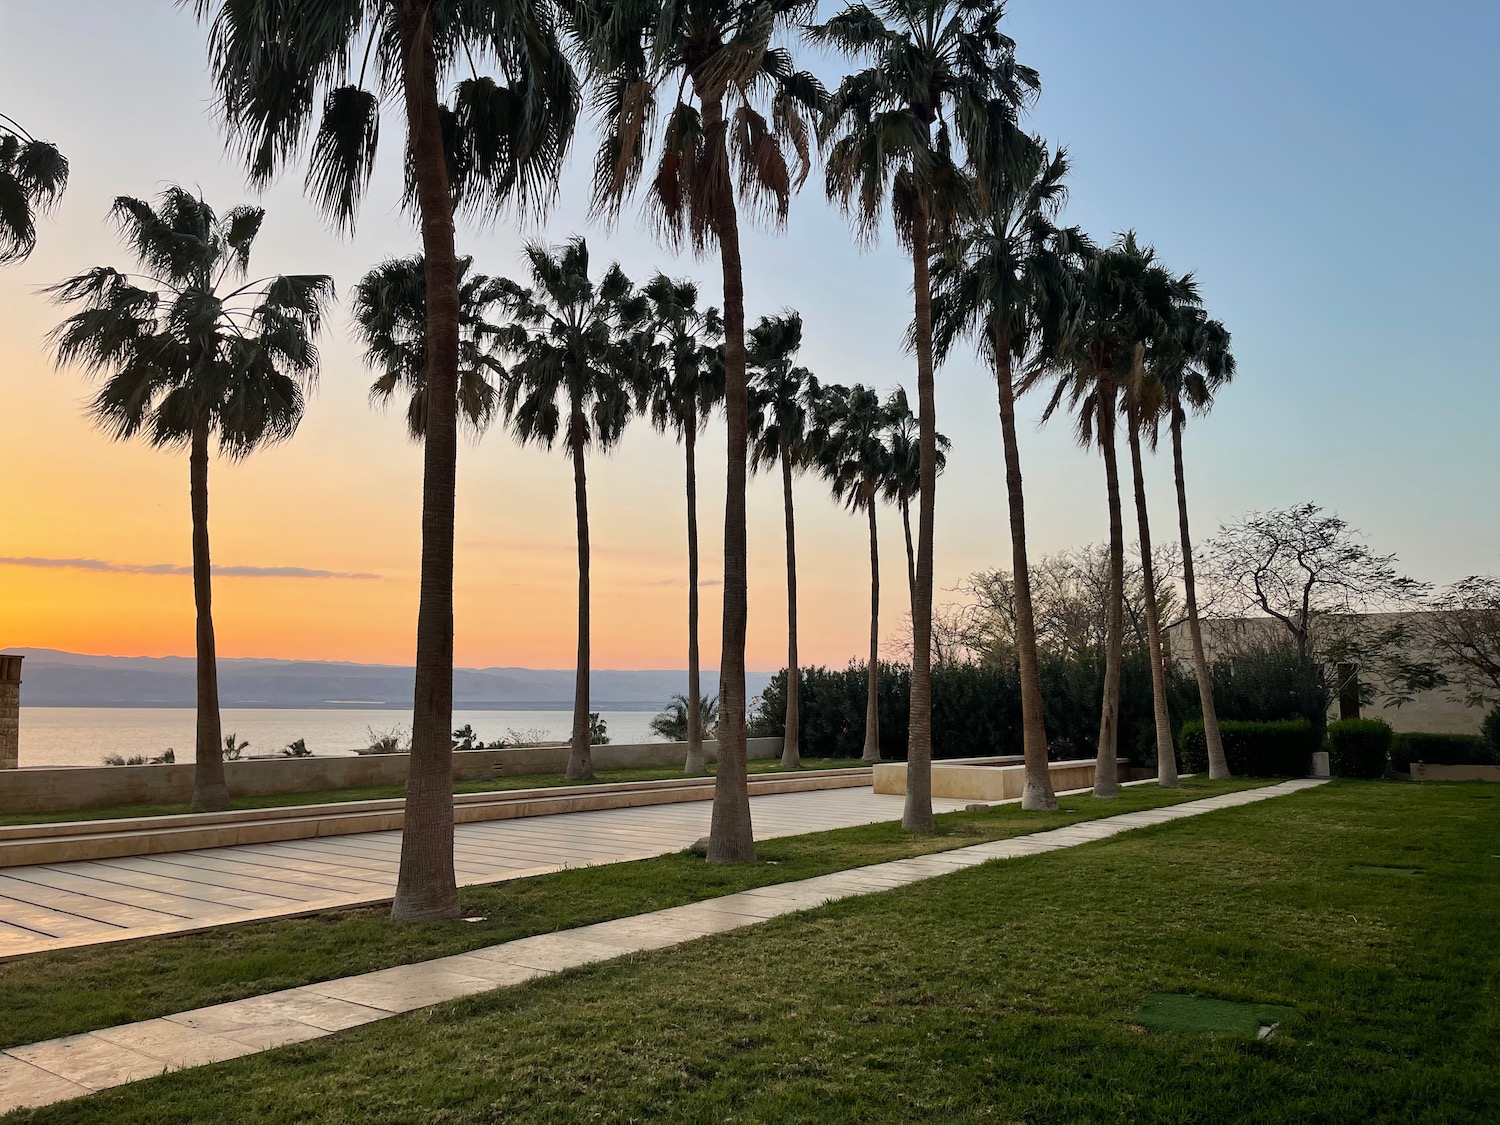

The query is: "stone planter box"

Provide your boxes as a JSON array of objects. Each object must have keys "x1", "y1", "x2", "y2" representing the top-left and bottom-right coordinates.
[
  {"x1": 0, "y1": 737, "x2": 784, "y2": 815},
  {"x1": 1409, "y1": 762, "x2": 1500, "y2": 782},
  {"x1": 871, "y1": 756, "x2": 1127, "y2": 801}
]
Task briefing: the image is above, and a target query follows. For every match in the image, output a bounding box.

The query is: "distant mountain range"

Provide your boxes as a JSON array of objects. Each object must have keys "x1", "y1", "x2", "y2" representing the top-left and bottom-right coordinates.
[{"x1": 1, "y1": 649, "x2": 773, "y2": 711}]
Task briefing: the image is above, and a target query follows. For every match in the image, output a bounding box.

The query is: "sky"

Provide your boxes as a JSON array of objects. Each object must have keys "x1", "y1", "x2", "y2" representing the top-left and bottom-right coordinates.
[{"x1": 1, "y1": 0, "x2": 1497, "y2": 673}]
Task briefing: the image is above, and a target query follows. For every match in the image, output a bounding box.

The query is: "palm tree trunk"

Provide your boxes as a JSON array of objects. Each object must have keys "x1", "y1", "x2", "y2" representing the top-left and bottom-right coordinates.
[
  {"x1": 995, "y1": 346, "x2": 1055, "y2": 811},
  {"x1": 1095, "y1": 375, "x2": 1125, "y2": 798},
  {"x1": 1172, "y1": 412, "x2": 1229, "y2": 778},
  {"x1": 188, "y1": 423, "x2": 227, "y2": 813},
  {"x1": 780, "y1": 442, "x2": 801, "y2": 771},
  {"x1": 702, "y1": 93, "x2": 754, "y2": 863},
  {"x1": 683, "y1": 423, "x2": 705, "y2": 776},
  {"x1": 862, "y1": 497, "x2": 882, "y2": 764},
  {"x1": 392, "y1": 1, "x2": 461, "y2": 920},
  {"x1": 1127, "y1": 411, "x2": 1178, "y2": 787},
  {"x1": 569, "y1": 419, "x2": 595, "y2": 781},
  {"x1": 901, "y1": 497, "x2": 916, "y2": 613},
  {"x1": 903, "y1": 215, "x2": 936, "y2": 833}
]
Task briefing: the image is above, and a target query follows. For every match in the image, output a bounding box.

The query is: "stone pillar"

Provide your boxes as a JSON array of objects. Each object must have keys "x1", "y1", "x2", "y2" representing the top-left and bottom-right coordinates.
[{"x1": 0, "y1": 654, "x2": 20, "y2": 770}]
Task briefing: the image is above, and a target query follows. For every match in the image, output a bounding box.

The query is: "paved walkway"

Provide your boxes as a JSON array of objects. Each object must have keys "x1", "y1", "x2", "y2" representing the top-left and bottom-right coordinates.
[
  {"x1": 0, "y1": 779, "x2": 1327, "y2": 1116},
  {"x1": 0, "y1": 786, "x2": 974, "y2": 959}
]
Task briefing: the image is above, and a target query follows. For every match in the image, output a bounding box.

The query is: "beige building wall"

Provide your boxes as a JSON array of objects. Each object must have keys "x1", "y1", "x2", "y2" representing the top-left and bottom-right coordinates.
[{"x1": 1165, "y1": 612, "x2": 1486, "y2": 735}]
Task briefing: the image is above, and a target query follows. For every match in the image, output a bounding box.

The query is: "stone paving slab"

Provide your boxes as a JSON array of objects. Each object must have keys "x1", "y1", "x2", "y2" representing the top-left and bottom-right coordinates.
[
  {"x1": 0, "y1": 787, "x2": 973, "y2": 960},
  {"x1": 0, "y1": 779, "x2": 1327, "y2": 1116}
]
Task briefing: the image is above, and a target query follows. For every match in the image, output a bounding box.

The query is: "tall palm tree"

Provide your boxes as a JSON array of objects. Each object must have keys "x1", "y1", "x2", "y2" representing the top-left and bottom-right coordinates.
[
  {"x1": 1027, "y1": 232, "x2": 1174, "y2": 797},
  {"x1": 881, "y1": 385, "x2": 950, "y2": 614},
  {"x1": 1120, "y1": 265, "x2": 1202, "y2": 789},
  {"x1": 575, "y1": 0, "x2": 825, "y2": 863},
  {"x1": 47, "y1": 187, "x2": 331, "y2": 812},
  {"x1": 1153, "y1": 304, "x2": 1236, "y2": 779},
  {"x1": 640, "y1": 274, "x2": 724, "y2": 776},
  {"x1": 0, "y1": 113, "x2": 68, "y2": 263},
  {"x1": 497, "y1": 238, "x2": 645, "y2": 782},
  {"x1": 351, "y1": 255, "x2": 507, "y2": 440},
  {"x1": 929, "y1": 138, "x2": 1077, "y2": 811},
  {"x1": 816, "y1": 383, "x2": 896, "y2": 764},
  {"x1": 747, "y1": 310, "x2": 818, "y2": 771},
  {"x1": 190, "y1": 0, "x2": 579, "y2": 920},
  {"x1": 815, "y1": 0, "x2": 1037, "y2": 833}
]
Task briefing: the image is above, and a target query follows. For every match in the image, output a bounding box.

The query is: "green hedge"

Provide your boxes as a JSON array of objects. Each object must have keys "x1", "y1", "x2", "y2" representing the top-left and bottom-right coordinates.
[
  {"x1": 1390, "y1": 732, "x2": 1495, "y2": 771},
  {"x1": 1179, "y1": 719, "x2": 1319, "y2": 777},
  {"x1": 1326, "y1": 718, "x2": 1393, "y2": 778},
  {"x1": 748, "y1": 655, "x2": 1198, "y2": 766}
]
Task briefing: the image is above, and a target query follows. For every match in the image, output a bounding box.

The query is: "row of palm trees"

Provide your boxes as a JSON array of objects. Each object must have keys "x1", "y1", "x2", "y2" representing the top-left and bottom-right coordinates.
[
  {"x1": 162, "y1": 0, "x2": 1056, "y2": 915},
  {"x1": 36, "y1": 186, "x2": 941, "y2": 816},
  {"x1": 927, "y1": 145, "x2": 1238, "y2": 805},
  {"x1": 8, "y1": 1, "x2": 1242, "y2": 921}
]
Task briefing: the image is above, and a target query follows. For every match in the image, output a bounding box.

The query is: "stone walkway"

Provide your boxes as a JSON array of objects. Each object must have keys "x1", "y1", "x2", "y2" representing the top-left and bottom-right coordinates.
[
  {"x1": 0, "y1": 786, "x2": 973, "y2": 959},
  {"x1": 0, "y1": 779, "x2": 1326, "y2": 1115}
]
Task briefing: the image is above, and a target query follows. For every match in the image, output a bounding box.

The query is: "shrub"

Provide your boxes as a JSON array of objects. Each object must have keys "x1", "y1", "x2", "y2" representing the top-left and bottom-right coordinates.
[
  {"x1": 364, "y1": 726, "x2": 408, "y2": 754},
  {"x1": 280, "y1": 738, "x2": 312, "y2": 758},
  {"x1": 749, "y1": 656, "x2": 1196, "y2": 766},
  {"x1": 588, "y1": 713, "x2": 610, "y2": 746},
  {"x1": 1326, "y1": 718, "x2": 1393, "y2": 779},
  {"x1": 1211, "y1": 645, "x2": 1331, "y2": 736},
  {"x1": 1179, "y1": 719, "x2": 1319, "y2": 777},
  {"x1": 1390, "y1": 731, "x2": 1495, "y2": 771},
  {"x1": 1485, "y1": 704, "x2": 1500, "y2": 755}
]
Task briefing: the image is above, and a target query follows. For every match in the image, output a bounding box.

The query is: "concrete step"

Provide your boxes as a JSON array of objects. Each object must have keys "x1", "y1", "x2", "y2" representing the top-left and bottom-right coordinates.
[{"x1": 0, "y1": 769, "x2": 874, "y2": 868}]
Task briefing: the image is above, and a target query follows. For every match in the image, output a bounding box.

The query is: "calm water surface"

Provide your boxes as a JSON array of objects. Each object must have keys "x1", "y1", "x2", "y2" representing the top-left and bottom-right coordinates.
[{"x1": 17, "y1": 707, "x2": 664, "y2": 768}]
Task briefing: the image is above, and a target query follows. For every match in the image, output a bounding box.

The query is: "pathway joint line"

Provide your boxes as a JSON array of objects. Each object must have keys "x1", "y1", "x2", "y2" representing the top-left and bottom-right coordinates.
[{"x1": 0, "y1": 779, "x2": 1326, "y2": 1117}]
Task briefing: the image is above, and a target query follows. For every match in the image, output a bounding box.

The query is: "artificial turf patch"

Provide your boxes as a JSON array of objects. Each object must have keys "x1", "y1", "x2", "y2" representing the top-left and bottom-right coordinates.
[{"x1": 1136, "y1": 993, "x2": 1297, "y2": 1038}]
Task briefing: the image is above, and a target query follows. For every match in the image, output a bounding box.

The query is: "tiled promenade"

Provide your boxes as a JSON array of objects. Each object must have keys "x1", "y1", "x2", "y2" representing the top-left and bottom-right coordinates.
[
  {"x1": 0, "y1": 779, "x2": 1327, "y2": 1115},
  {"x1": 0, "y1": 786, "x2": 972, "y2": 959}
]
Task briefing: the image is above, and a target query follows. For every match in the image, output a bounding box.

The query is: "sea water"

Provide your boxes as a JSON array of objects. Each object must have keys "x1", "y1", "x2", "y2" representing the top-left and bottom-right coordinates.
[{"x1": 15, "y1": 707, "x2": 665, "y2": 768}]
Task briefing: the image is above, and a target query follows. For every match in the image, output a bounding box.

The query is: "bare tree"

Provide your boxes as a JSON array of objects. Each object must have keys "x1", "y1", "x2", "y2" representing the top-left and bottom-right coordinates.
[
  {"x1": 1423, "y1": 576, "x2": 1500, "y2": 706},
  {"x1": 958, "y1": 544, "x2": 1180, "y2": 665},
  {"x1": 1199, "y1": 503, "x2": 1442, "y2": 708}
]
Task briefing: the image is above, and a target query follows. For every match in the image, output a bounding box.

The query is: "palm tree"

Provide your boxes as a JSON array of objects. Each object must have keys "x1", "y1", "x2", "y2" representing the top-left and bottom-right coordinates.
[
  {"x1": 1153, "y1": 305, "x2": 1236, "y2": 779},
  {"x1": 1121, "y1": 266, "x2": 1202, "y2": 790},
  {"x1": 651, "y1": 692, "x2": 720, "y2": 743},
  {"x1": 0, "y1": 113, "x2": 68, "y2": 263},
  {"x1": 640, "y1": 274, "x2": 724, "y2": 776},
  {"x1": 351, "y1": 255, "x2": 508, "y2": 440},
  {"x1": 47, "y1": 187, "x2": 331, "y2": 812},
  {"x1": 497, "y1": 238, "x2": 645, "y2": 782},
  {"x1": 1027, "y1": 232, "x2": 1175, "y2": 798},
  {"x1": 190, "y1": 0, "x2": 579, "y2": 920},
  {"x1": 816, "y1": 383, "x2": 896, "y2": 764},
  {"x1": 815, "y1": 0, "x2": 1037, "y2": 833},
  {"x1": 574, "y1": 0, "x2": 825, "y2": 863},
  {"x1": 747, "y1": 311, "x2": 819, "y2": 771},
  {"x1": 881, "y1": 385, "x2": 950, "y2": 614},
  {"x1": 929, "y1": 139, "x2": 1078, "y2": 811}
]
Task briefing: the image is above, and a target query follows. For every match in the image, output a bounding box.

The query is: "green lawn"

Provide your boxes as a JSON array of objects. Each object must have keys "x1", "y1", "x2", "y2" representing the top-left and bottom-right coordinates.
[
  {"x1": 0, "y1": 778, "x2": 1259, "y2": 1049},
  {"x1": 5, "y1": 780, "x2": 1497, "y2": 1124},
  {"x1": 0, "y1": 757, "x2": 864, "y2": 828}
]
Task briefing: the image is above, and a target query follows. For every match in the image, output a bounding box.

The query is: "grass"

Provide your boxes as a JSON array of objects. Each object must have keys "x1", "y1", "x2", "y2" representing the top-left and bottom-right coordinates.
[
  {"x1": 6, "y1": 779, "x2": 1498, "y2": 1124},
  {"x1": 0, "y1": 757, "x2": 865, "y2": 828},
  {"x1": 0, "y1": 777, "x2": 1259, "y2": 1049}
]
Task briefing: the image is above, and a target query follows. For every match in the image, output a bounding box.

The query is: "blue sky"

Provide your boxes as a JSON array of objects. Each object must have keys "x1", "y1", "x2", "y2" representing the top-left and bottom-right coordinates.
[{"x1": 0, "y1": 0, "x2": 1496, "y2": 667}]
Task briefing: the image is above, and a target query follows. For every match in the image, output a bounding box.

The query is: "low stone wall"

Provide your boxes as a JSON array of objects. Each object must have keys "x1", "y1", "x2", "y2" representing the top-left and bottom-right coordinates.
[
  {"x1": 1410, "y1": 762, "x2": 1500, "y2": 782},
  {"x1": 873, "y1": 756, "x2": 1127, "y2": 801},
  {"x1": 0, "y1": 737, "x2": 784, "y2": 815}
]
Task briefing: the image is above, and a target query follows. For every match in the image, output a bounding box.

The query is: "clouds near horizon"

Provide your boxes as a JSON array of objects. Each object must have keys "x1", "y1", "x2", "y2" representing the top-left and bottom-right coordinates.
[{"x1": 0, "y1": 556, "x2": 381, "y2": 581}]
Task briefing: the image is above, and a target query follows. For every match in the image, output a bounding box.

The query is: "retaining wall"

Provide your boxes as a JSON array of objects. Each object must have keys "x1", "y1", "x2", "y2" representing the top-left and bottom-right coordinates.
[{"x1": 0, "y1": 737, "x2": 784, "y2": 815}]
